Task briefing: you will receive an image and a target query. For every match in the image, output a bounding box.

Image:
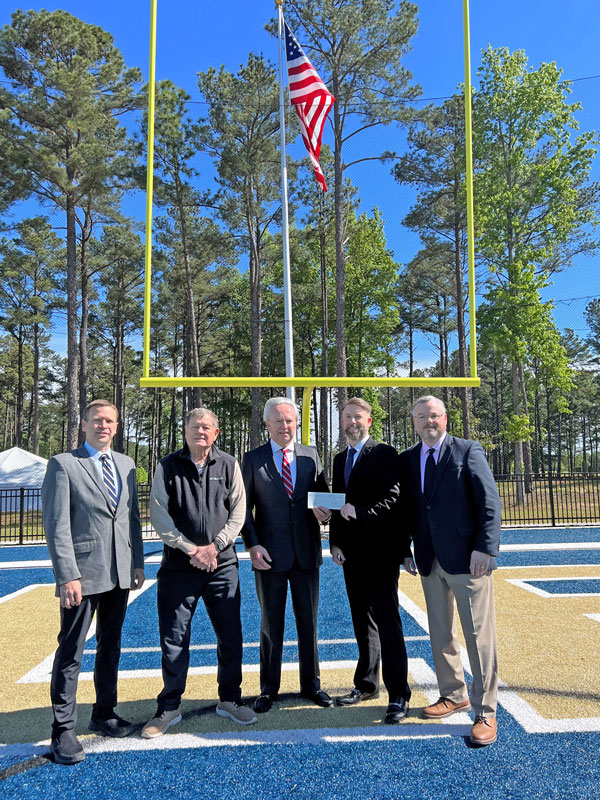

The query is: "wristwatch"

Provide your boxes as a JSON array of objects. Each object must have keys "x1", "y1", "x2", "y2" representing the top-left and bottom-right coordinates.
[{"x1": 213, "y1": 538, "x2": 226, "y2": 553}]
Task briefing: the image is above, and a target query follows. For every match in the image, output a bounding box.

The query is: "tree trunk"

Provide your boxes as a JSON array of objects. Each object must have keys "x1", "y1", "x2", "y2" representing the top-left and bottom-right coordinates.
[
  {"x1": 453, "y1": 209, "x2": 471, "y2": 438},
  {"x1": 66, "y1": 190, "x2": 79, "y2": 449},
  {"x1": 14, "y1": 326, "x2": 24, "y2": 448},
  {"x1": 248, "y1": 194, "x2": 262, "y2": 449},
  {"x1": 31, "y1": 320, "x2": 40, "y2": 454},
  {"x1": 512, "y1": 361, "x2": 525, "y2": 504},
  {"x1": 78, "y1": 204, "x2": 93, "y2": 430}
]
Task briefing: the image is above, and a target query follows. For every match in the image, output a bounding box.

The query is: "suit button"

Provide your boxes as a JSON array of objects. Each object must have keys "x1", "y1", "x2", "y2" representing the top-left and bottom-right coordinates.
[{"x1": 426, "y1": 505, "x2": 431, "y2": 510}]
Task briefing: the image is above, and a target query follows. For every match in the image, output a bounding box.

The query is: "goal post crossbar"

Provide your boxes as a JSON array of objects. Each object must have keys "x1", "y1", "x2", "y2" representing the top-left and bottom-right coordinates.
[{"x1": 139, "y1": 376, "x2": 481, "y2": 444}]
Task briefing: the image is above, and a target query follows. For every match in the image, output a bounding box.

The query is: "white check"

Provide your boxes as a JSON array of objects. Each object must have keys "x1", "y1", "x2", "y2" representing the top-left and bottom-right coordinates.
[{"x1": 307, "y1": 492, "x2": 346, "y2": 510}]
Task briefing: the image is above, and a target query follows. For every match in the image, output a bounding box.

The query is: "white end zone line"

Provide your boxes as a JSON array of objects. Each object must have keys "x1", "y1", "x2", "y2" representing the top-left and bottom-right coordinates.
[
  {"x1": 16, "y1": 580, "x2": 157, "y2": 685},
  {"x1": 7, "y1": 579, "x2": 600, "y2": 741},
  {"x1": 505, "y1": 576, "x2": 600, "y2": 597},
  {"x1": 2, "y1": 540, "x2": 600, "y2": 570},
  {"x1": 397, "y1": 589, "x2": 600, "y2": 735},
  {"x1": 0, "y1": 584, "x2": 48, "y2": 605}
]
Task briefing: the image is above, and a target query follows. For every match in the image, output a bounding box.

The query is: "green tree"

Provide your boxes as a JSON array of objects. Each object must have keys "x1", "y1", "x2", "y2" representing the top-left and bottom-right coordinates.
[
  {"x1": 395, "y1": 96, "x2": 472, "y2": 434},
  {"x1": 344, "y1": 209, "x2": 398, "y2": 376},
  {"x1": 198, "y1": 54, "x2": 282, "y2": 447},
  {"x1": 0, "y1": 218, "x2": 60, "y2": 451},
  {"x1": 143, "y1": 80, "x2": 211, "y2": 410},
  {"x1": 474, "y1": 47, "x2": 598, "y2": 497},
  {"x1": 0, "y1": 9, "x2": 141, "y2": 447}
]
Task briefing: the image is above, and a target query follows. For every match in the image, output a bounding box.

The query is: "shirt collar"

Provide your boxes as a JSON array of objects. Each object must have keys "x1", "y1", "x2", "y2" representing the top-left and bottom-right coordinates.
[
  {"x1": 420, "y1": 431, "x2": 446, "y2": 456},
  {"x1": 348, "y1": 434, "x2": 369, "y2": 455},
  {"x1": 270, "y1": 439, "x2": 295, "y2": 455},
  {"x1": 83, "y1": 441, "x2": 113, "y2": 461}
]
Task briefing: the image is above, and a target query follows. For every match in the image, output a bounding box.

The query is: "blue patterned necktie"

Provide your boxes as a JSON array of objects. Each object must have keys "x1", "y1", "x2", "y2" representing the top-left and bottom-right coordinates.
[
  {"x1": 344, "y1": 447, "x2": 357, "y2": 489},
  {"x1": 100, "y1": 454, "x2": 118, "y2": 511}
]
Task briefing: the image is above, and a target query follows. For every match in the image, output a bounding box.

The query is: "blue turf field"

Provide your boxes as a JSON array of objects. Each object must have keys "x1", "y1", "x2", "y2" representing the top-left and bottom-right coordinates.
[{"x1": 1, "y1": 529, "x2": 599, "y2": 799}]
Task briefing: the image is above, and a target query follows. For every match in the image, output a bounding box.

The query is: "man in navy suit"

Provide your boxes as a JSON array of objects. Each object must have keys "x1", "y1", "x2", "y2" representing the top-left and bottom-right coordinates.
[
  {"x1": 399, "y1": 395, "x2": 501, "y2": 746},
  {"x1": 242, "y1": 397, "x2": 333, "y2": 713}
]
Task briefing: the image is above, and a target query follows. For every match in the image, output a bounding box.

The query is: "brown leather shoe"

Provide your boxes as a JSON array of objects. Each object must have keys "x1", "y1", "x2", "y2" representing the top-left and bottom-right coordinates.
[
  {"x1": 470, "y1": 715, "x2": 497, "y2": 746},
  {"x1": 423, "y1": 697, "x2": 470, "y2": 719}
]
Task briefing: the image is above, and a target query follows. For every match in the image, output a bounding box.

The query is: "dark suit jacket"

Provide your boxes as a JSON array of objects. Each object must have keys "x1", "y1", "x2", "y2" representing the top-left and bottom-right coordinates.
[
  {"x1": 398, "y1": 435, "x2": 501, "y2": 576},
  {"x1": 42, "y1": 445, "x2": 144, "y2": 596},
  {"x1": 329, "y1": 437, "x2": 410, "y2": 565},
  {"x1": 241, "y1": 442, "x2": 329, "y2": 572}
]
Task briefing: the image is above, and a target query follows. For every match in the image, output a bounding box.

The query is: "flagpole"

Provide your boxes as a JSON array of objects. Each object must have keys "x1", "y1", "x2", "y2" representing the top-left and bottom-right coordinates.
[{"x1": 276, "y1": 0, "x2": 296, "y2": 404}]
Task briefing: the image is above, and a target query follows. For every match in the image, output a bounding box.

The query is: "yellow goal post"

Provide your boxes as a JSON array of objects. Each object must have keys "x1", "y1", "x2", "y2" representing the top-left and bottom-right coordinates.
[{"x1": 140, "y1": 0, "x2": 480, "y2": 446}]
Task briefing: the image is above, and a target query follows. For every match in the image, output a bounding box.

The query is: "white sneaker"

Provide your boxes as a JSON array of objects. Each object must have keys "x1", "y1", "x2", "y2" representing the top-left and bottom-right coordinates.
[
  {"x1": 141, "y1": 709, "x2": 182, "y2": 739},
  {"x1": 216, "y1": 701, "x2": 258, "y2": 726}
]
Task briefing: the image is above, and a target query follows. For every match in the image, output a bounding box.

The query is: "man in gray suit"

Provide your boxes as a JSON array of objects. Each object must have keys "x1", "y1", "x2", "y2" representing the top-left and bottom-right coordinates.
[
  {"x1": 42, "y1": 399, "x2": 145, "y2": 765},
  {"x1": 242, "y1": 397, "x2": 333, "y2": 713}
]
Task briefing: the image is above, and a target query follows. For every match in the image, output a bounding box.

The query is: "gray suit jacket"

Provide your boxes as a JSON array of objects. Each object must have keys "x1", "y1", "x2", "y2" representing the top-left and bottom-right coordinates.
[
  {"x1": 241, "y1": 442, "x2": 329, "y2": 572},
  {"x1": 42, "y1": 445, "x2": 144, "y2": 596}
]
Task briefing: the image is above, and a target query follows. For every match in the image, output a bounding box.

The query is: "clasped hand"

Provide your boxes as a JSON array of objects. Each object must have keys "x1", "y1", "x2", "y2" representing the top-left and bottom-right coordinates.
[{"x1": 189, "y1": 543, "x2": 218, "y2": 572}]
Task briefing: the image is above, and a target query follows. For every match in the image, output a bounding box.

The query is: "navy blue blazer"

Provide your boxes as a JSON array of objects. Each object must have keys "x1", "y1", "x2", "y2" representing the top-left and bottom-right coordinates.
[{"x1": 398, "y1": 435, "x2": 501, "y2": 576}]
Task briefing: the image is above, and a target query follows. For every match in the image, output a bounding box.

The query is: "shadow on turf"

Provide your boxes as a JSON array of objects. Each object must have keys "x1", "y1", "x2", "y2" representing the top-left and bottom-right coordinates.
[{"x1": 5, "y1": 684, "x2": 599, "y2": 748}]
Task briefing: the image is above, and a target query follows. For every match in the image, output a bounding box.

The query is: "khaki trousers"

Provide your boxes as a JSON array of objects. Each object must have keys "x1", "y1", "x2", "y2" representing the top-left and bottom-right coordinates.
[{"x1": 420, "y1": 558, "x2": 498, "y2": 717}]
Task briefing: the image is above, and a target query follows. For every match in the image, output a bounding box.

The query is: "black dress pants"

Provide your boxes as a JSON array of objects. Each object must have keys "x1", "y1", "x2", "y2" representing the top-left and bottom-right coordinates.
[
  {"x1": 156, "y1": 562, "x2": 243, "y2": 709},
  {"x1": 50, "y1": 584, "x2": 129, "y2": 734},
  {"x1": 342, "y1": 560, "x2": 411, "y2": 702},
  {"x1": 254, "y1": 564, "x2": 321, "y2": 696}
]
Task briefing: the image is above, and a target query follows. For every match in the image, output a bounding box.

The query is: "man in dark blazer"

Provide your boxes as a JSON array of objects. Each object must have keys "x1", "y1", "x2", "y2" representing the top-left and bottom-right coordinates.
[
  {"x1": 330, "y1": 397, "x2": 412, "y2": 724},
  {"x1": 242, "y1": 397, "x2": 333, "y2": 713},
  {"x1": 42, "y1": 399, "x2": 145, "y2": 765},
  {"x1": 398, "y1": 395, "x2": 501, "y2": 746}
]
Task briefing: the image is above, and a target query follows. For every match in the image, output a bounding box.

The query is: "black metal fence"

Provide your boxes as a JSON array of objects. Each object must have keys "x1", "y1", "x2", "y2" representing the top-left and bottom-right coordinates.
[
  {"x1": 0, "y1": 484, "x2": 154, "y2": 545},
  {"x1": 2, "y1": 474, "x2": 600, "y2": 544}
]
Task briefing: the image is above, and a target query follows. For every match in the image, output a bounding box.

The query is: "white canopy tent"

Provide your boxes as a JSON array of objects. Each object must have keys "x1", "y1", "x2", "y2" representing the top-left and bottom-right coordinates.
[{"x1": 0, "y1": 447, "x2": 48, "y2": 511}]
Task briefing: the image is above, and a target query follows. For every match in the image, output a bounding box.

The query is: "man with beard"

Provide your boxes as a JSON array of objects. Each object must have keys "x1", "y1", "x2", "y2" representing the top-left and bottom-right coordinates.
[
  {"x1": 398, "y1": 395, "x2": 501, "y2": 746},
  {"x1": 329, "y1": 397, "x2": 412, "y2": 724}
]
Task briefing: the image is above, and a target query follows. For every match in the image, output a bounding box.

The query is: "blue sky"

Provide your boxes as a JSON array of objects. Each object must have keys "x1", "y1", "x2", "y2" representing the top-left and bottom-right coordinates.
[{"x1": 2, "y1": 1, "x2": 600, "y2": 349}]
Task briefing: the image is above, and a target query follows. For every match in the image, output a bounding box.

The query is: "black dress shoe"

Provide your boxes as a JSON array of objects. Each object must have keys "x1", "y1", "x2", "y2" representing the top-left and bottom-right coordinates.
[
  {"x1": 88, "y1": 713, "x2": 135, "y2": 738},
  {"x1": 384, "y1": 697, "x2": 409, "y2": 724},
  {"x1": 300, "y1": 689, "x2": 333, "y2": 708},
  {"x1": 50, "y1": 729, "x2": 85, "y2": 765},
  {"x1": 254, "y1": 694, "x2": 276, "y2": 713},
  {"x1": 336, "y1": 688, "x2": 380, "y2": 706}
]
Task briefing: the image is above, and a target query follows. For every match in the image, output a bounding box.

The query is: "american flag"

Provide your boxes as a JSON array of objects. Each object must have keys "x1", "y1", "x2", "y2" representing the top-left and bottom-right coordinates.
[{"x1": 284, "y1": 20, "x2": 335, "y2": 192}]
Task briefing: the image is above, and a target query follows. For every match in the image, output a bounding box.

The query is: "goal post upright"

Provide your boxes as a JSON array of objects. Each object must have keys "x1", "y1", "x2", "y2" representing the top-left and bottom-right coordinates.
[{"x1": 140, "y1": 1, "x2": 480, "y2": 447}]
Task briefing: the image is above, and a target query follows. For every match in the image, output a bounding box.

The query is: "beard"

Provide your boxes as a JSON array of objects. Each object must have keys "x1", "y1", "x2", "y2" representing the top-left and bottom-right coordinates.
[{"x1": 344, "y1": 423, "x2": 366, "y2": 441}]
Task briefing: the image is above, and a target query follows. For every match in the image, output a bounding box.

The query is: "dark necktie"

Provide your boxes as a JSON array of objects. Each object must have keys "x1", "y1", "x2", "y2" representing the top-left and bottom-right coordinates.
[
  {"x1": 423, "y1": 447, "x2": 436, "y2": 499},
  {"x1": 100, "y1": 454, "x2": 118, "y2": 511},
  {"x1": 344, "y1": 447, "x2": 357, "y2": 489},
  {"x1": 281, "y1": 448, "x2": 293, "y2": 498}
]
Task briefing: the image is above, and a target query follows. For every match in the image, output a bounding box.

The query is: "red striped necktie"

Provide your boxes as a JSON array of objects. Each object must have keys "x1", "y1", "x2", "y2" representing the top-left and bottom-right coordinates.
[{"x1": 281, "y1": 448, "x2": 293, "y2": 498}]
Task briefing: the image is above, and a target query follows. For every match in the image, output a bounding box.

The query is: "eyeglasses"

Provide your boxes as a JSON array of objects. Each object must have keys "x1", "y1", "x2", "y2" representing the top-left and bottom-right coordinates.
[{"x1": 414, "y1": 413, "x2": 444, "y2": 422}]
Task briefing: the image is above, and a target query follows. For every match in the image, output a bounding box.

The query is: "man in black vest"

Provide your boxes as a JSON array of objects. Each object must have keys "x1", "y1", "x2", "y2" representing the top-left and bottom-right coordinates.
[{"x1": 142, "y1": 407, "x2": 257, "y2": 737}]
